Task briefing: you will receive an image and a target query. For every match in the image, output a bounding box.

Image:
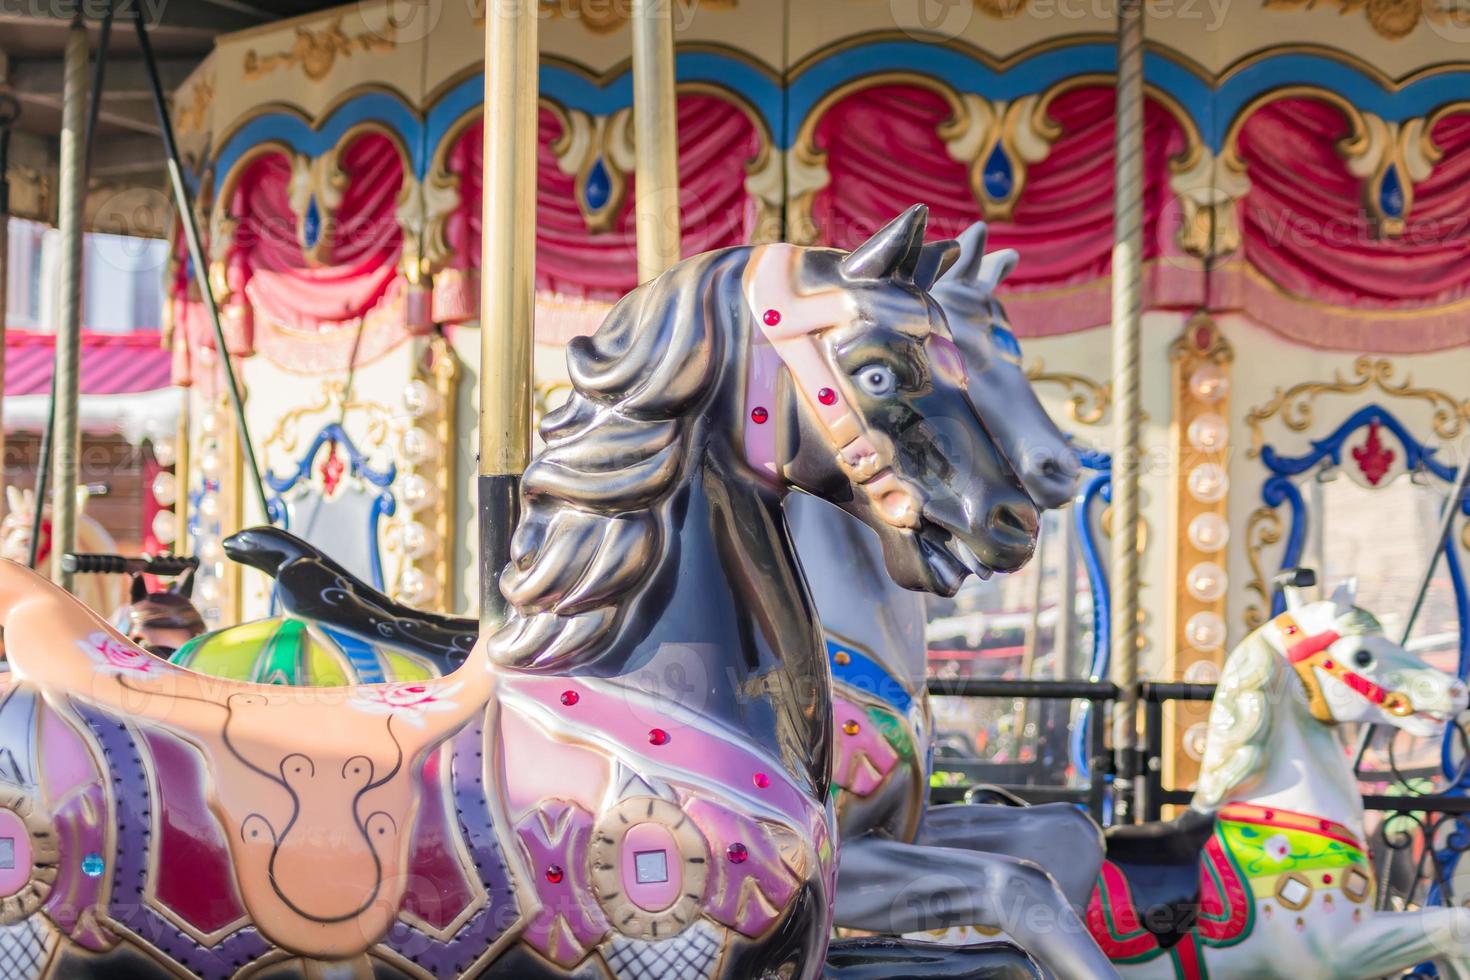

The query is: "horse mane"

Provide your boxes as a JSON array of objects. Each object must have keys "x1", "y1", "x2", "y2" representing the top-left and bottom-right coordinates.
[
  {"x1": 1193, "y1": 630, "x2": 1286, "y2": 811},
  {"x1": 489, "y1": 248, "x2": 743, "y2": 669}
]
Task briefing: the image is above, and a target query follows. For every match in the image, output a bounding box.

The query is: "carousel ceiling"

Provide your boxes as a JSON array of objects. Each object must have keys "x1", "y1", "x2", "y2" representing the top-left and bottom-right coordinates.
[{"x1": 0, "y1": 3, "x2": 348, "y2": 221}]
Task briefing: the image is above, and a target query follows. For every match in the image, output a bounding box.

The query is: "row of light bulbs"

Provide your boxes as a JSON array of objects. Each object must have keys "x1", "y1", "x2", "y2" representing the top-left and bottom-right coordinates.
[{"x1": 1183, "y1": 360, "x2": 1229, "y2": 654}]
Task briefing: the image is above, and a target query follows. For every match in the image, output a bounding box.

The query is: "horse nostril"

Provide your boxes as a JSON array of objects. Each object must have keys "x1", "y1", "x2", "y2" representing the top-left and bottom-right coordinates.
[{"x1": 991, "y1": 502, "x2": 1038, "y2": 537}]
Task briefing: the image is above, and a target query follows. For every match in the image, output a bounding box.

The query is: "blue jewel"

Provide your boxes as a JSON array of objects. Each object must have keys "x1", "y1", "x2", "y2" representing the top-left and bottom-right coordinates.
[
  {"x1": 992, "y1": 324, "x2": 1023, "y2": 359},
  {"x1": 81, "y1": 853, "x2": 104, "y2": 878},
  {"x1": 303, "y1": 196, "x2": 323, "y2": 249},
  {"x1": 982, "y1": 145, "x2": 1014, "y2": 201},
  {"x1": 1378, "y1": 166, "x2": 1405, "y2": 220},
  {"x1": 584, "y1": 158, "x2": 612, "y2": 213}
]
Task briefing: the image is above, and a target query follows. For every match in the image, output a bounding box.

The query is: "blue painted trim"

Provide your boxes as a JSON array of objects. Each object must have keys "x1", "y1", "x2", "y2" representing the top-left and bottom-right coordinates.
[
  {"x1": 320, "y1": 625, "x2": 387, "y2": 684},
  {"x1": 1071, "y1": 449, "x2": 1112, "y2": 781},
  {"x1": 826, "y1": 636, "x2": 914, "y2": 715},
  {"x1": 264, "y1": 422, "x2": 397, "y2": 590},
  {"x1": 216, "y1": 92, "x2": 425, "y2": 188},
  {"x1": 1258, "y1": 402, "x2": 1470, "y2": 911}
]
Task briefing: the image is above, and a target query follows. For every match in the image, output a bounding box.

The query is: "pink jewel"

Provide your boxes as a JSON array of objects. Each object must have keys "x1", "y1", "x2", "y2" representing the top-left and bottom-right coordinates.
[
  {"x1": 1322, "y1": 660, "x2": 1334, "y2": 670},
  {"x1": 1284, "y1": 624, "x2": 1300, "y2": 636},
  {"x1": 751, "y1": 407, "x2": 769, "y2": 425},
  {"x1": 753, "y1": 772, "x2": 770, "y2": 789},
  {"x1": 560, "y1": 690, "x2": 579, "y2": 706},
  {"x1": 648, "y1": 728, "x2": 670, "y2": 746},
  {"x1": 1323, "y1": 873, "x2": 1333, "y2": 884},
  {"x1": 817, "y1": 387, "x2": 837, "y2": 406},
  {"x1": 545, "y1": 865, "x2": 564, "y2": 884},
  {"x1": 727, "y1": 842, "x2": 748, "y2": 864},
  {"x1": 763, "y1": 309, "x2": 781, "y2": 326}
]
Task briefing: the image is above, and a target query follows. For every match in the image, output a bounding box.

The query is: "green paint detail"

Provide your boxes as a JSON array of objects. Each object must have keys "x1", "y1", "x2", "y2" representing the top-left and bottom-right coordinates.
[
  {"x1": 1219, "y1": 817, "x2": 1366, "y2": 879},
  {"x1": 381, "y1": 650, "x2": 435, "y2": 683},
  {"x1": 866, "y1": 706, "x2": 915, "y2": 760},
  {"x1": 171, "y1": 618, "x2": 281, "y2": 679},
  {"x1": 252, "y1": 617, "x2": 306, "y2": 686}
]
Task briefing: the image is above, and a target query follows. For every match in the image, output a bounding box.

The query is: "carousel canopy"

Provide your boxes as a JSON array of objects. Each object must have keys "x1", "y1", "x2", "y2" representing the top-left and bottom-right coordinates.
[{"x1": 3, "y1": 329, "x2": 177, "y2": 441}]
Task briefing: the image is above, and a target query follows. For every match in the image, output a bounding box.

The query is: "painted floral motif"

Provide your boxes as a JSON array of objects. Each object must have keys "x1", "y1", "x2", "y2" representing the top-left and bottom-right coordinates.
[
  {"x1": 1263, "y1": 834, "x2": 1291, "y2": 863},
  {"x1": 78, "y1": 632, "x2": 158, "y2": 676},
  {"x1": 349, "y1": 680, "x2": 462, "y2": 727},
  {"x1": 1351, "y1": 420, "x2": 1395, "y2": 486}
]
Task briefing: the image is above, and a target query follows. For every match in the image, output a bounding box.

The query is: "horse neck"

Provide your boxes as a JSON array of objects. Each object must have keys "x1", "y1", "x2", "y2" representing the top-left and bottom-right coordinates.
[
  {"x1": 574, "y1": 434, "x2": 834, "y2": 800},
  {"x1": 786, "y1": 493, "x2": 928, "y2": 692},
  {"x1": 1222, "y1": 678, "x2": 1367, "y2": 840}
]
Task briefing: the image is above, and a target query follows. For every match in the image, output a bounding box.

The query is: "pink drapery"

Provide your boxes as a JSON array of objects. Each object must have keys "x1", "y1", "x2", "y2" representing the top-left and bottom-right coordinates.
[
  {"x1": 443, "y1": 93, "x2": 763, "y2": 307},
  {"x1": 235, "y1": 133, "x2": 405, "y2": 334},
  {"x1": 808, "y1": 84, "x2": 1189, "y2": 293},
  {"x1": 1231, "y1": 100, "x2": 1470, "y2": 329}
]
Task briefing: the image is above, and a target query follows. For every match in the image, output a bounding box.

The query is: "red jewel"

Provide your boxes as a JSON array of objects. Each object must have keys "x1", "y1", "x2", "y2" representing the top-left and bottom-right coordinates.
[
  {"x1": 763, "y1": 309, "x2": 781, "y2": 326},
  {"x1": 817, "y1": 387, "x2": 837, "y2": 406},
  {"x1": 1263, "y1": 810, "x2": 1274, "y2": 820},
  {"x1": 1322, "y1": 660, "x2": 1334, "y2": 670},
  {"x1": 1284, "y1": 625, "x2": 1300, "y2": 635},
  {"x1": 753, "y1": 772, "x2": 770, "y2": 789},
  {"x1": 560, "y1": 690, "x2": 579, "y2": 706},
  {"x1": 726, "y1": 842, "x2": 748, "y2": 864},
  {"x1": 648, "y1": 728, "x2": 670, "y2": 746},
  {"x1": 751, "y1": 407, "x2": 769, "y2": 425},
  {"x1": 545, "y1": 865, "x2": 564, "y2": 884},
  {"x1": 1323, "y1": 873, "x2": 1333, "y2": 884},
  {"x1": 1320, "y1": 819, "x2": 1332, "y2": 831}
]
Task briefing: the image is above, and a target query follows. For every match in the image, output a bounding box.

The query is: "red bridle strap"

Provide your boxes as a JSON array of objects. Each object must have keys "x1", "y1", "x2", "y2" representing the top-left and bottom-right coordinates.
[{"x1": 1273, "y1": 612, "x2": 1410, "y2": 721}]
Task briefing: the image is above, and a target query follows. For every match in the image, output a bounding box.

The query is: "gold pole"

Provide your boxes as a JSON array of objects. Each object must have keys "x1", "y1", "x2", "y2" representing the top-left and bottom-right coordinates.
[
  {"x1": 632, "y1": 0, "x2": 681, "y2": 281},
  {"x1": 51, "y1": 19, "x2": 88, "y2": 592},
  {"x1": 478, "y1": 0, "x2": 538, "y2": 627},
  {"x1": 1109, "y1": 0, "x2": 1146, "y2": 822}
]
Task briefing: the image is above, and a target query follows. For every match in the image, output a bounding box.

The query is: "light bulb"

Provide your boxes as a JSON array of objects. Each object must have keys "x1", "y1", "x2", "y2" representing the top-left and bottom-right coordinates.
[
  {"x1": 198, "y1": 494, "x2": 221, "y2": 520},
  {"x1": 402, "y1": 380, "x2": 436, "y2": 418},
  {"x1": 199, "y1": 450, "x2": 223, "y2": 479},
  {"x1": 1187, "y1": 412, "x2": 1228, "y2": 451},
  {"x1": 401, "y1": 427, "x2": 436, "y2": 464},
  {"x1": 1186, "y1": 561, "x2": 1227, "y2": 602},
  {"x1": 402, "y1": 521, "x2": 435, "y2": 558},
  {"x1": 1187, "y1": 463, "x2": 1228, "y2": 503},
  {"x1": 198, "y1": 537, "x2": 224, "y2": 565},
  {"x1": 150, "y1": 472, "x2": 178, "y2": 507},
  {"x1": 152, "y1": 438, "x2": 177, "y2": 468},
  {"x1": 151, "y1": 511, "x2": 177, "y2": 545},
  {"x1": 399, "y1": 474, "x2": 435, "y2": 512},
  {"x1": 1188, "y1": 364, "x2": 1228, "y2": 404},
  {"x1": 1187, "y1": 513, "x2": 1229, "y2": 553},
  {"x1": 197, "y1": 578, "x2": 220, "y2": 603},
  {"x1": 1186, "y1": 611, "x2": 1227, "y2": 651},
  {"x1": 398, "y1": 567, "x2": 435, "y2": 605},
  {"x1": 199, "y1": 409, "x2": 225, "y2": 437},
  {"x1": 1183, "y1": 659, "x2": 1220, "y2": 685}
]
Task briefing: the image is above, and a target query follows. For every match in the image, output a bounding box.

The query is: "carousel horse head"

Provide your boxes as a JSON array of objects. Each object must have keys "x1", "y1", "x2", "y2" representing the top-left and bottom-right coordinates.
[
  {"x1": 930, "y1": 222, "x2": 1080, "y2": 509},
  {"x1": 110, "y1": 568, "x2": 204, "y2": 656},
  {"x1": 1195, "y1": 568, "x2": 1468, "y2": 810},
  {"x1": 492, "y1": 205, "x2": 1039, "y2": 670}
]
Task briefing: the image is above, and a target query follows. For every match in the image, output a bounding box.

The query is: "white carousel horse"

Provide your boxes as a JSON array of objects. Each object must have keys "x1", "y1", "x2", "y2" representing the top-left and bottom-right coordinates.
[
  {"x1": 0, "y1": 484, "x2": 127, "y2": 617},
  {"x1": 1088, "y1": 572, "x2": 1470, "y2": 979}
]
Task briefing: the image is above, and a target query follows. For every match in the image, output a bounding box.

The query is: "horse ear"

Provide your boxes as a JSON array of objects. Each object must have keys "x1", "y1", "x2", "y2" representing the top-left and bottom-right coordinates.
[
  {"x1": 913, "y1": 239, "x2": 960, "y2": 291},
  {"x1": 4, "y1": 486, "x2": 20, "y2": 516},
  {"x1": 1274, "y1": 567, "x2": 1315, "y2": 614},
  {"x1": 130, "y1": 574, "x2": 148, "y2": 605},
  {"x1": 173, "y1": 566, "x2": 196, "y2": 599},
  {"x1": 944, "y1": 221, "x2": 990, "y2": 284},
  {"x1": 1330, "y1": 579, "x2": 1358, "y2": 617},
  {"x1": 977, "y1": 248, "x2": 1019, "y2": 293},
  {"x1": 841, "y1": 204, "x2": 929, "y2": 282}
]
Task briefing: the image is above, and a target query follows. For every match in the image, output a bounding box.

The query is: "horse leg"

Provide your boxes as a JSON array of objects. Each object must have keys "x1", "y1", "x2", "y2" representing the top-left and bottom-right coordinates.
[
  {"x1": 1331, "y1": 907, "x2": 1470, "y2": 980},
  {"x1": 917, "y1": 802, "x2": 1105, "y2": 909},
  {"x1": 835, "y1": 834, "x2": 1120, "y2": 979},
  {"x1": 824, "y1": 937, "x2": 1042, "y2": 979}
]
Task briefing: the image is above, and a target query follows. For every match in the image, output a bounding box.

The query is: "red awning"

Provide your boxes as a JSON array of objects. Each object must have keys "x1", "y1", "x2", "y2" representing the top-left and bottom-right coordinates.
[{"x1": 5, "y1": 330, "x2": 172, "y2": 397}]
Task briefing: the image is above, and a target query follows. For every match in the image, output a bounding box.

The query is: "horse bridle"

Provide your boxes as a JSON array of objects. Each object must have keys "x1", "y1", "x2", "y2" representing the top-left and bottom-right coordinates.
[
  {"x1": 740, "y1": 243, "x2": 966, "y2": 530},
  {"x1": 1272, "y1": 611, "x2": 1412, "y2": 723}
]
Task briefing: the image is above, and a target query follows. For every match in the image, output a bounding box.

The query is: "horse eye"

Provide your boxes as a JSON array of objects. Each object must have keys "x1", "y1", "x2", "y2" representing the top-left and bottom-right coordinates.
[
  {"x1": 1353, "y1": 649, "x2": 1374, "y2": 669},
  {"x1": 854, "y1": 364, "x2": 897, "y2": 397}
]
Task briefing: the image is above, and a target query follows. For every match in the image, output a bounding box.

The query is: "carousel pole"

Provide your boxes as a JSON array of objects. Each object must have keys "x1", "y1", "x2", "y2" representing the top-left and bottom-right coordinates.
[
  {"x1": 50, "y1": 18, "x2": 90, "y2": 592},
  {"x1": 0, "y1": 96, "x2": 18, "y2": 509},
  {"x1": 631, "y1": 0, "x2": 681, "y2": 281},
  {"x1": 477, "y1": 0, "x2": 538, "y2": 629},
  {"x1": 134, "y1": 10, "x2": 269, "y2": 522},
  {"x1": 1108, "y1": 0, "x2": 1146, "y2": 822},
  {"x1": 31, "y1": 4, "x2": 112, "y2": 570}
]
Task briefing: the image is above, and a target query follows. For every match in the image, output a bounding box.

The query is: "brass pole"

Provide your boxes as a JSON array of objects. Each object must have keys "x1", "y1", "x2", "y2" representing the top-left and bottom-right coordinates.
[
  {"x1": 632, "y1": 0, "x2": 681, "y2": 281},
  {"x1": 51, "y1": 19, "x2": 89, "y2": 592},
  {"x1": 478, "y1": 0, "x2": 538, "y2": 628},
  {"x1": 1109, "y1": 0, "x2": 1145, "y2": 822},
  {"x1": 0, "y1": 97, "x2": 17, "y2": 513}
]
